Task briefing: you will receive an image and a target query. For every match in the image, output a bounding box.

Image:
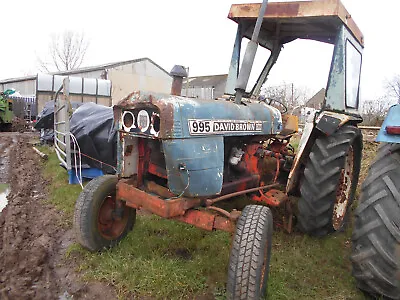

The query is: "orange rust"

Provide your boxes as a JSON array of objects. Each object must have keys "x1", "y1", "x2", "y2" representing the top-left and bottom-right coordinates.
[
  {"x1": 173, "y1": 210, "x2": 234, "y2": 233},
  {"x1": 148, "y1": 162, "x2": 168, "y2": 179},
  {"x1": 228, "y1": 0, "x2": 364, "y2": 47},
  {"x1": 117, "y1": 179, "x2": 202, "y2": 218},
  {"x1": 243, "y1": 144, "x2": 260, "y2": 174},
  {"x1": 252, "y1": 188, "x2": 288, "y2": 207}
]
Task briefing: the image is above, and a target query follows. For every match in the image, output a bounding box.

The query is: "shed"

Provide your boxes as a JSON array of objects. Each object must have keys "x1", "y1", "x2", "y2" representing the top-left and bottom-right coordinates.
[{"x1": 182, "y1": 74, "x2": 228, "y2": 100}]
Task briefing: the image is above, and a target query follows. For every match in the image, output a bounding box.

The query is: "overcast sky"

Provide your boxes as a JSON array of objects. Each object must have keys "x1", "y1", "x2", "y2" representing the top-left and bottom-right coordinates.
[{"x1": 1, "y1": 0, "x2": 399, "y2": 102}]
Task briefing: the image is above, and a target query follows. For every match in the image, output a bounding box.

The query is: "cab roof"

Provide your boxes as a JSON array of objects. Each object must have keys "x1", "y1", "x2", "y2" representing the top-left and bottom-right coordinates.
[{"x1": 228, "y1": 0, "x2": 364, "y2": 48}]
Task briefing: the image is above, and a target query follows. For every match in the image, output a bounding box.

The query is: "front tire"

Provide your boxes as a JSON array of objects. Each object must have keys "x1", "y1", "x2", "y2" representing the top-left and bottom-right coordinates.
[
  {"x1": 227, "y1": 205, "x2": 273, "y2": 300},
  {"x1": 297, "y1": 125, "x2": 362, "y2": 236},
  {"x1": 74, "y1": 175, "x2": 135, "y2": 252},
  {"x1": 351, "y1": 143, "x2": 400, "y2": 299}
]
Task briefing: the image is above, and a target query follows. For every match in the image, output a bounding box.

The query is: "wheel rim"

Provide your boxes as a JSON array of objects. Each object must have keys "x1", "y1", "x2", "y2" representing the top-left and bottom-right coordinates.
[
  {"x1": 332, "y1": 146, "x2": 354, "y2": 230},
  {"x1": 97, "y1": 195, "x2": 130, "y2": 240}
]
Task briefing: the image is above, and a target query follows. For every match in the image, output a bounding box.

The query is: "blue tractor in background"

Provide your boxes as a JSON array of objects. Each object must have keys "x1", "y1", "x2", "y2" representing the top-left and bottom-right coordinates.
[{"x1": 351, "y1": 104, "x2": 400, "y2": 299}]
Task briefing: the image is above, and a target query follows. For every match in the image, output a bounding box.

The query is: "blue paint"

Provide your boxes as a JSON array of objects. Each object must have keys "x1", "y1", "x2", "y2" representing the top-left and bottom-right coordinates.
[
  {"x1": 173, "y1": 97, "x2": 280, "y2": 138},
  {"x1": 377, "y1": 104, "x2": 400, "y2": 143},
  {"x1": 162, "y1": 137, "x2": 224, "y2": 197},
  {"x1": 68, "y1": 168, "x2": 104, "y2": 185}
]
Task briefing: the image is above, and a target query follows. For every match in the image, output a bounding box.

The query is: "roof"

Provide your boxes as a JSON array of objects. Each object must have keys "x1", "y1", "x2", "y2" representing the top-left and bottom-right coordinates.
[
  {"x1": 228, "y1": 0, "x2": 364, "y2": 48},
  {"x1": 0, "y1": 57, "x2": 171, "y2": 84},
  {"x1": 306, "y1": 88, "x2": 325, "y2": 109},
  {"x1": 183, "y1": 74, "x2": 228, "y2": 87}
]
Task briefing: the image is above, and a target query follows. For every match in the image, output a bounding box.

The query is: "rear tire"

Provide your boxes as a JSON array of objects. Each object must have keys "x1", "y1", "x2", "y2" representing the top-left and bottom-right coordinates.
[
  {"x1": 297, "y1": 125, "x2": 362, "y2": 236},
  {"x1": 351, "y1": 143, "x2": 400, "y2": 299},
  {"x1": 227, "y1": 205, "x2": 273, "y2": 300},
  {"x1": 74, "y1": 175, "x2": 135, "y2": 252}
]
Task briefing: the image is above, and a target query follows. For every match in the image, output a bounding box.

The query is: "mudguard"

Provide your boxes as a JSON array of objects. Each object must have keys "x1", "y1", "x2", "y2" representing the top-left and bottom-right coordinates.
[
  {"x1": 286, "y1": 110, "x2": 361, "y2": 194},
  {"x1": 376, "y1": 104, "x2": 400, "y2": 144}
]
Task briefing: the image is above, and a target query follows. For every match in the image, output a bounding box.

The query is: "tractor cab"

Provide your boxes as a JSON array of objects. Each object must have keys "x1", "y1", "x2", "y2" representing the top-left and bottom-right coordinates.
[{"x1": 226, "y1": 0, "x2": 364, "y2": 118}]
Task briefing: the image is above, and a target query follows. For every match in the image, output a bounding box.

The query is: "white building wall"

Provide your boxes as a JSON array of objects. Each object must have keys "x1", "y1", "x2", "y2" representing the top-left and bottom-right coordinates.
[
  {"x1": 109, "y1": 60, "x2": 172, "y2": 104},
  {"x1": 1, "y1": 79, "x2": 36, "y2": 96}
]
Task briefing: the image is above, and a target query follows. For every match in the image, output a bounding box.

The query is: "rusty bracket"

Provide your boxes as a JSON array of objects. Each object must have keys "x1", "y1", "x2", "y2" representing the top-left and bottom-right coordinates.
[
  {"x1": 117, "y1": 179, "x2": 202, "y2": 218},
  {"x1": 173, "y1": 209, "x2": 235, "y2": 233},
  {"x1": 251, "y1": 188, "x2": 288, "y2": 207}
]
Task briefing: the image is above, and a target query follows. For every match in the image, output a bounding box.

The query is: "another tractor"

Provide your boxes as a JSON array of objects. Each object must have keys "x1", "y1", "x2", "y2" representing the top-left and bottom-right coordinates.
[
  {"x1": 351, "y1": 104, "x2": 400, "y2": 299},
  {"x1": 74, "y1": 0, "x2": 365, "y2": 298},
  {"x1": 0, "y1": 89, "x2": 14, "y2": 131}
]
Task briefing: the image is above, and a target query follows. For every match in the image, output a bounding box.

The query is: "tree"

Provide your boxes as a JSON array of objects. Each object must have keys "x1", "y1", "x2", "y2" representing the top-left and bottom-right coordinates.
[
  {"x1": 361, "y1": 97, "x2": 391, "y2": 126},
  {"x1": 38, "y1": 31, "x2": 89, "y2": 72},
  {"x1": 261, "y1": 83, "x2": 310, "y2": 113},
  {"x1": 386, "y1": 75, "x2": 400, "y2": 104}
]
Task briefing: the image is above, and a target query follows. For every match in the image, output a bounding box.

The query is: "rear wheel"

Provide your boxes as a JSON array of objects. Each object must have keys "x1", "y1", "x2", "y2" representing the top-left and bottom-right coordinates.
[
  {"x1": 351, "y1": 143, "x2": 400, "y2": 299},
  {"x1": 227, "y1": 205, "x2": 273, "y2": 300},
  {"x1": 74, "y1": 175, "x2": 135, "y2": 251},
  {"x1": 297, "y1": 125, "x2": 362, "y2": 236}
]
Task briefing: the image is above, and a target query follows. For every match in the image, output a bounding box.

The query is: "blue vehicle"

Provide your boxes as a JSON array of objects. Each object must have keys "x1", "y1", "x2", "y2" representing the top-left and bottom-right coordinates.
[
  {"x1": 74, "y1": 1, "x2": 366, "y2": 299},
  {"x1": 351, "y1": 104, "x2": 400, "y2": 299}
]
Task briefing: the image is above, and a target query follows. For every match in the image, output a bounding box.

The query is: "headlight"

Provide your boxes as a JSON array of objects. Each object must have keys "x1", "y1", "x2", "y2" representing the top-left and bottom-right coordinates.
[
  {"x1": 122, "y1": 111, "x2": 135, "y2": 132},
  {"x1": 137, "y1": 110, "x2": 150, "y2": 132}
]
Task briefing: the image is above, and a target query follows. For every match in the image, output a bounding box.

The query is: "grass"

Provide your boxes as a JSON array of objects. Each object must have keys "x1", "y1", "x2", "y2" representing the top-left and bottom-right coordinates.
[
  {"x1": 38, "y1": 142, "x2": 378, "y2": 299},
  {"x1": 39, "y1": 146, "x2": 83, "y2": 226},
  {"x1": 0, "y1": 183, "x2": 9, "y2": 194}
]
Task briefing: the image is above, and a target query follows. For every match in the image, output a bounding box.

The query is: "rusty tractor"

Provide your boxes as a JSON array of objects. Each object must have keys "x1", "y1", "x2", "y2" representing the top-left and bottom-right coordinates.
[
  {"x1": 351, "y1": 105, "x2": 400, "y2": 299},
  {"x1": 74, "y1": 0, "x2": 364, "y2": 298}
]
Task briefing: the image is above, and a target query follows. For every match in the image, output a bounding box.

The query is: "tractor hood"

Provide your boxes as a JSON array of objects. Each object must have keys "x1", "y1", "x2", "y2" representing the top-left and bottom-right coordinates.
[{"x1": 114, "y1": 91, "x2": 282, "y2": 140}]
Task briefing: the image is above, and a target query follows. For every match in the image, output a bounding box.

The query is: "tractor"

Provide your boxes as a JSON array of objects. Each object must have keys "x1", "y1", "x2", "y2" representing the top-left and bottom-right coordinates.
[
  {"x1": 0, "y1": 89, "x2": 14, "y2": 131},
  {"x1": 351, "y1": 105, "x2": 400, "y2": 298},
  {"x1": 74, "y1": 0, "x2": 364, "y2": 298}
]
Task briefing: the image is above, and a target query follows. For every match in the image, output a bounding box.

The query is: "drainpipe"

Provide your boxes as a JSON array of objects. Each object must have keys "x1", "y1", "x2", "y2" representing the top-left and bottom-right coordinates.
[
  {"x1": 170, "y1": 65, "x2": 188, "y2": 96},
  {"x1": 235, "y1": 0, "x2": 269, "y2": 104}
]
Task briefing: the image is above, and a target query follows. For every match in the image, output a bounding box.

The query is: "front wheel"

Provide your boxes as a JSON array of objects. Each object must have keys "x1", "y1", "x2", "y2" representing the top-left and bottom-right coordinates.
[
  {"x1": 227, "y1": 205, "x2": 273, "y2": 300},
  {"x1": 73, "y1": 175, "x2": 135, "y2": 252}
]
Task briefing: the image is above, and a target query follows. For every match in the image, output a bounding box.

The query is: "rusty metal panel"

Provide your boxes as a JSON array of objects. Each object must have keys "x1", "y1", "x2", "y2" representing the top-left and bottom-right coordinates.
[
  {"x1": 228, "y1": 0, "x2": 364, "y2": 47},
  {"x1": 117, "y1": 179, "x2": 202, "y2": 218}
]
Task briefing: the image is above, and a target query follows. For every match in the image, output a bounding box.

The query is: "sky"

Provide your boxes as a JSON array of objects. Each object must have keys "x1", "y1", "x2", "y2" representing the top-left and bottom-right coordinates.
[{"x1": 1, "y1": 0, "x2": 399, "y2": 103}]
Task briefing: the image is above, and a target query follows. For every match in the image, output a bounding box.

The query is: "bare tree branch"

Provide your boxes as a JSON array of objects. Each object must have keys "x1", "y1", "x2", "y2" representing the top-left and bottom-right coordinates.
[
  {"x1": 386, "y1": 75, "x2": 400, "y2": 104},
  {"x1": 37, "y1": 31, "x2": 90, "y2": 72}
]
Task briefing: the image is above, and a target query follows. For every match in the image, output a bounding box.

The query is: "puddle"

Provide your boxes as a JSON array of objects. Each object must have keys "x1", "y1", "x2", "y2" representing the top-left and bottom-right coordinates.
[{"x1": 0, "y1": 183, "x2": 9, "y2": 212}]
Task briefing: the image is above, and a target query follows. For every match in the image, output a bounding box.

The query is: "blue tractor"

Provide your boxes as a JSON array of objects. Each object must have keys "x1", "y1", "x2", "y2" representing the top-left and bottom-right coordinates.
[
  {"x1": 351, "y1": 105, "x2": 400, "y2": 299},
  {"x1": 74, "y1": 0, "x2": 366, "y2": 298}
]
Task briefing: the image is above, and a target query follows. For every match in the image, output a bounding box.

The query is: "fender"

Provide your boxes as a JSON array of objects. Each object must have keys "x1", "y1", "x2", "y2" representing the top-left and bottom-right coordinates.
[
  {"x1": 286, "y1": 111, "x2": 361, "y2": 195},
  {"x1": 376, "y1": 104, "x2": 400, "y2": 144}
]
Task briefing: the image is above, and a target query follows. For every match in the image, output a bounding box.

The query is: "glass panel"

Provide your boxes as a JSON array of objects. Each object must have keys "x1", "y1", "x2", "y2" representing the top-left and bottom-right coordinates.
[{"x1": 346, "y1": 40, "x2": 362, "y2": 108}]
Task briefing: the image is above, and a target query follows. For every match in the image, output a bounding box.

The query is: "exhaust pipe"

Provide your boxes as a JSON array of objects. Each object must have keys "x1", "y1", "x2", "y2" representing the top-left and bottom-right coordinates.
[
  {"x1": 235, "y1": 0, "x2": 269, "y2": 104},
  {"x1": 170, "y1": 65, "x2": 188, "y2": 96}
]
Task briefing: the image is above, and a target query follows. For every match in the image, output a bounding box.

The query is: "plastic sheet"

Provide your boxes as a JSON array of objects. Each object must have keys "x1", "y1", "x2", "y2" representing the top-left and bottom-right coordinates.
[{"x1": 70, "y1": 103, "x2": 116, "y2": 174}]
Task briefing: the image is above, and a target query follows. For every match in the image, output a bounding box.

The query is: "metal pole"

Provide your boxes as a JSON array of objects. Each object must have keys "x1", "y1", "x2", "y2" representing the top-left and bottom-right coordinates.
[{"x1": 235, "y1": 0, "x2": 269, "y2": 104}]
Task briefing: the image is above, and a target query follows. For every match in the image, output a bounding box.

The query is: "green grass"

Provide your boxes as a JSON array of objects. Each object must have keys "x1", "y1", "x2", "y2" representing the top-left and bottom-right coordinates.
[
  {"x1": 0, "y1": 183, "x2": 9, "y2": 194},
  {"x1": 39, "y1": 146, "x2": 83, "y2": 226},
  {"x1": 40, "y1": 147, "x2": 367, "y2": 299}
]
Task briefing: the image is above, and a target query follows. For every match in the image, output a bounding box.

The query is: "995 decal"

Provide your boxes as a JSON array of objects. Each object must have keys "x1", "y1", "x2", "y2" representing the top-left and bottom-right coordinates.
[{"x1": 188, "y1": 119, "x2": 262, "y2": 135}]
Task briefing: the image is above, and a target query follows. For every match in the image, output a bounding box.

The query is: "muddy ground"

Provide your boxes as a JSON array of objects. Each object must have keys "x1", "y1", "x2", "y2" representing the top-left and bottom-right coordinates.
[{"x1": 0, "y1": 132, "x2": 116, "y2": 299}]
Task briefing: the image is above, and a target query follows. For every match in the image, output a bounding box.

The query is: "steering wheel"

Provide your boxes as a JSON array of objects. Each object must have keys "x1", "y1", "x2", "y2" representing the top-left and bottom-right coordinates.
[{"x1": 268, "y1": 98, "x2": 288, "y2": 114}]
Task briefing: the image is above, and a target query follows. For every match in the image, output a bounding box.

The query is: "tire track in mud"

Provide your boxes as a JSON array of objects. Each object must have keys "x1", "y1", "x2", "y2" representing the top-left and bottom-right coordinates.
[{"x1": 0, "y1": 133, "x2": 116, "y2": 299}]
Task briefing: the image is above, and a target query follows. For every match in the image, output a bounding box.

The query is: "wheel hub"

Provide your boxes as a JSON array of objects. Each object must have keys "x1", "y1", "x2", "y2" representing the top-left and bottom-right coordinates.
[
  {"x1": 98, "y1": 195, "x2": 129, "y2": 240},
  {"x1": 332, "y1": 146, "x2": 354, "y2": 230}
]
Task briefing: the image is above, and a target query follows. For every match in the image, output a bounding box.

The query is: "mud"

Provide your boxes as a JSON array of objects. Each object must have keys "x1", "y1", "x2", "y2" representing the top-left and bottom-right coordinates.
[{"x1": 0, "y1": 133, "x2": 116, "y2": 299}]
